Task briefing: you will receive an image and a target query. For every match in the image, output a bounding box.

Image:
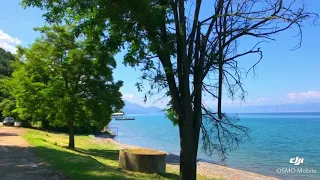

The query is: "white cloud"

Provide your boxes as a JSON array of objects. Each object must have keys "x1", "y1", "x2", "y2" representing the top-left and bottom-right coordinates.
[
  {"x1": 287, "y1": 91, "x2": 320, "y2": 102},
  {"x1": 0, "y1": 29, "x2": 21, "y2": 54}
]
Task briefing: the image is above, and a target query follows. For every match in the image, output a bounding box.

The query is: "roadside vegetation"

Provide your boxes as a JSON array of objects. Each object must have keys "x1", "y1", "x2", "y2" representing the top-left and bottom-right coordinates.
[
  {"x1": 24, "y1": 128, "x2": 216, "y2": 180},
  {"x1": 0, "y1": 48, "x2": 15, "y2": 121}
]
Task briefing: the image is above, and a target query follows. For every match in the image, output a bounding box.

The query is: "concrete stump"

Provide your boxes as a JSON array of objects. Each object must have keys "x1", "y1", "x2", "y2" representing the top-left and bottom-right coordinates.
[{"x1": 119, "y1": 148, "x2": 166, "y2": 174}]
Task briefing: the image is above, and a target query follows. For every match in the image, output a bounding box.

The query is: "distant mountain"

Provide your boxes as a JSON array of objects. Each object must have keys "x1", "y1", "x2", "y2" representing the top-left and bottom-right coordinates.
[
  {"x1": 223, "y1": 102, "x2": 320, "y2": 113},
  {"x1": 122, "y1": 101, "x2": 163, "y2": 114},
  {"x1": 122, "y1": 101, "x2": 320, "y2": 114}
]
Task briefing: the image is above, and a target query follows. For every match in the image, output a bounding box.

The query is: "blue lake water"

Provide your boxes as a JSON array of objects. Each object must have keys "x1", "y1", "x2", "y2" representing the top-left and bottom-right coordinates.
[{"x1": 108, "y1": 113, "x2": 320, "y2": 180}]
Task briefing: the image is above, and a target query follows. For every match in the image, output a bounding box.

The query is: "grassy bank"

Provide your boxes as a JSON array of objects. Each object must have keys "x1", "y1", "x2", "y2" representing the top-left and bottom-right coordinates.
[{"x1": 24, "y1": 129, "x2": 215, "y2": 180}]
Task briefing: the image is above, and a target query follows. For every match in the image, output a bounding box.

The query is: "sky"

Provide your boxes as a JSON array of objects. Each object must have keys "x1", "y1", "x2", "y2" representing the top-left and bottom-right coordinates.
[{"x1": 0, "y1": 0, "x2": 319, "y2": 108}]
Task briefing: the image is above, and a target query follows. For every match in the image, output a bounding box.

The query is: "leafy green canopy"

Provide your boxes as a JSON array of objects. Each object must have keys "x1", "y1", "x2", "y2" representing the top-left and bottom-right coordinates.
[
  {"x1": 2, "y1": 25, "x2": 123, "y2": 129},
  {"x1": 21, "y1": 0, "x2": 177, "y2": 121},
  {"x1": 0, "y1": 48, "x2": 15, "y2": 77},
  {"x1": 0, "y1": 48, "x2": 16, "y2": 120}
]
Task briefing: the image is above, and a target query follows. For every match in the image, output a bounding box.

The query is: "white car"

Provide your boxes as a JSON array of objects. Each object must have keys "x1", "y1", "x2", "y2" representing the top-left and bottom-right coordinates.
[{"x1": 3, "y1": 117, "x2": 14, "y2": 126}]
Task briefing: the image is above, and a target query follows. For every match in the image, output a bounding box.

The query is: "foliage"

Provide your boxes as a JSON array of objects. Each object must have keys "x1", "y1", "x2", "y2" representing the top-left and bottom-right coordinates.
[
  {"x1": 3, "y1": 25, "x2": 124, "y2": 147},
  {"x1": 0, "y1": 47, "x2": 15, "y2": 120},
  {"x1": 0, "y1": 47, "x2": 15, "y2": 77},
  {"x1": 164, "y1": 100, "x2": 178, "y2": 126},
  {"x1": 0, "y1": 77, "x2": 18, "y2": 118}
]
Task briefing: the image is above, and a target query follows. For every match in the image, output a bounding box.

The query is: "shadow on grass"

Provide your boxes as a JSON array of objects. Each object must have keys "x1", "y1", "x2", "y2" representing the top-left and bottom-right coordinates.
[
  {"x1": 73, "y1": 147, "x2": 180, "y2": 179},
  {"x1": 32, "y1": 146, "x2": 139, "y2": 180},
  {"x1": 75, "y1": 148, "x2": 120, "y2": 161},
  {"x1": 31, "y1": 145, "x2": 179, "y2": 180}
]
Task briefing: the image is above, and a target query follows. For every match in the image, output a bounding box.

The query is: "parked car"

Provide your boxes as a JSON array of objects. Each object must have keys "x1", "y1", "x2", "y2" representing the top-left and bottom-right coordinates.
[{"x1": 3, "y1": 117, "x2": 15, "y2": 126}]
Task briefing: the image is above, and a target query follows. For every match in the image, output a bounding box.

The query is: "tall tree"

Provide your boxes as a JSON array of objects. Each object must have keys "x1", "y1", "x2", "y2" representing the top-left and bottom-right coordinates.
[
  {"x1": 0, "y1": 47, "x2": 15, "y2": 77},
  {"x1": 4, "y1": 25, "x2": 124, "y2": 149},
  {"x1": 0, "y1": 47, "x2": 15, "y2": 120},
  {"x1": 22, "y1": 0, "x2": 316, "y2": 179}
]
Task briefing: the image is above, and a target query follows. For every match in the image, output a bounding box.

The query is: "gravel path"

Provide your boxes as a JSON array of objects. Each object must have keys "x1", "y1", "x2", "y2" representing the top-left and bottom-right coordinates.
[
  {"x1": 0, "y1": 127, "x2": 67, "y2": 180},
  {"x1": 167, "y1": 162, "x2": 279, "y2": 180},
  {"x1": 104, "y1": 138, "x2": 280, "y2": 180}
]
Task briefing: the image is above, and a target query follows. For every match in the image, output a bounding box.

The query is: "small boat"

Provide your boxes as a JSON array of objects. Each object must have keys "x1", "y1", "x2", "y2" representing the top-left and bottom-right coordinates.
[
  {"x1": 115, "y1": 117, "x2": 135, "y2": 120},
  {"x1": 102, "y1": 127, "x2": 116, "y2": 138},
  {"x1": 106, "y1": 130, "x2": 116, "y2": 138},
  {"x1": 111, "y1": 112, "x2": 125, "y2": 116}
]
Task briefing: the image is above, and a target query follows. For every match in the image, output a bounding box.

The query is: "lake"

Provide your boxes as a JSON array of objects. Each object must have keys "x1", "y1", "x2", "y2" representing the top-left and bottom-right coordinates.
[{"x1": 108, "y1": 113, "x2": 320, "y2": 180}]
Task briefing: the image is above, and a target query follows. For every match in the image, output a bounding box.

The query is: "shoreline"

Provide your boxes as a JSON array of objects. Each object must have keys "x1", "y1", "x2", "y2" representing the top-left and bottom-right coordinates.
[{"x1": 94, "y1": 136, "x2": 280, "y2": 180}]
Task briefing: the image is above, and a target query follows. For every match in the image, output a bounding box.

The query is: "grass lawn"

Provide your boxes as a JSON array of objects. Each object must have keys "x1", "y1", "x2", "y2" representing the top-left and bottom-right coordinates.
[{"x1": 24, "y1": 129, "x2": 216, "y2": 180}]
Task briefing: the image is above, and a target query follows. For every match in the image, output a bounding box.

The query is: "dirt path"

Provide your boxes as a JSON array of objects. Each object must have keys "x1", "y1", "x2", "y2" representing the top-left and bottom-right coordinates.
[{"x1": 0, "y1": 127, "x2": 66, "y2": 180}]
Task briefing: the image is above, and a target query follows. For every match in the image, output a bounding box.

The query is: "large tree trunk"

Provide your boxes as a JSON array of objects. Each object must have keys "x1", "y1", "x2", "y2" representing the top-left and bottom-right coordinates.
[
  {"x1": 179, "y1": 124, "x2": 197, "y2": 180},
  {"x1": 68, "y1": 119, "x2": 75, "y2": 149},
  {"x1": 179, "y1": 112, "x2": 201, "y2": 180}
]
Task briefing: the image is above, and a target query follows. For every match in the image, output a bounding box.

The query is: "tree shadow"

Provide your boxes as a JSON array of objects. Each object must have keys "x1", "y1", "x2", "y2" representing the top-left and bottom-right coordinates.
[
  {"x1": 166, "y1": 153, "x2": 180, "y2": 165},
  {"x1": 0, "y1": 132, "x2": 18, "y2": 136},
  {"x1": 75, "y1": 148, "x2": 119, "y2": 161},
  {"x1": 28, "y1": 146, "x2": 179, "y2": 180},
  {"x1": 73, "y1": 147, "x2": 180, "y2": 179},
  {"x1": 25, "y1": 146, "x2": 139, "y2": 180},
  {"x1": 0, "y1": 145, "x2": 67, "y2": 180}
]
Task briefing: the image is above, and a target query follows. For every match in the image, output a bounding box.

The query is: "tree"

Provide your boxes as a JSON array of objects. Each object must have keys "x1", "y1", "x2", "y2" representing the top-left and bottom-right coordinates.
[
  {"x1": 4, "y1": 25, "x2": 124, "y2": 149},
  {"x1": 0, "y1": 47, "x2": 15, "y2": 77},
  {"x1": 0, "y1": 47, "x2": 15, "y2": 120},
  {"x1": 21, "y1": 0, "x2": 316, "y2": 179}
]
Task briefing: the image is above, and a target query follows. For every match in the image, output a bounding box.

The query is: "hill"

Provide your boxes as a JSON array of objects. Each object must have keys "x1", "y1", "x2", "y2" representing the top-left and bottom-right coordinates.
[{"x1": 122, "y1": 101, "x2": 163, "y2": 114}]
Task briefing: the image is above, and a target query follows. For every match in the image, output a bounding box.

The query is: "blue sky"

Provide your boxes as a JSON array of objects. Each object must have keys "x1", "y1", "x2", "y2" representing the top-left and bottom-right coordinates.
[{"x1": 1, "y1": 0, "x2": 319, "y2": 108}]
